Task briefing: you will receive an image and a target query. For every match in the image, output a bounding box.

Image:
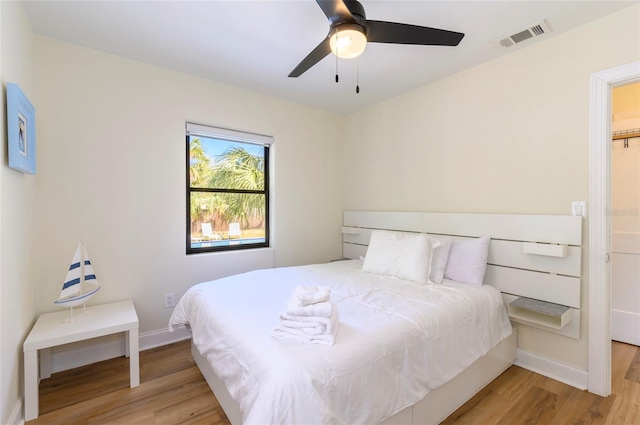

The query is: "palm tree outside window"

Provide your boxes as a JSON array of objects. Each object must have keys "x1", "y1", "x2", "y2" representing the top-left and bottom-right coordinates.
[{"x1": 186, "y1": 123, "x2": 271, "y2": 254}]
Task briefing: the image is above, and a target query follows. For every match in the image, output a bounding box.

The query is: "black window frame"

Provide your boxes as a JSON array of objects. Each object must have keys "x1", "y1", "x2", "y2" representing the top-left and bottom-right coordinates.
[{"x1": 186, "y1": 123, "x2": 270, "y2": 255}]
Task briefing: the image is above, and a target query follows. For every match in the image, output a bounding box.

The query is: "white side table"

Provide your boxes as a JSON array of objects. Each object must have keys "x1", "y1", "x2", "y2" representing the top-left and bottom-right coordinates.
[{"x1": 23, "y1": 300, "x2": 139, "y2": 421}]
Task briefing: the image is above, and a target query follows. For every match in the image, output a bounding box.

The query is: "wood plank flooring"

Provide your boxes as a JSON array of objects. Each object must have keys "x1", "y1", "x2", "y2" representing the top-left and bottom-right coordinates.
[
  {"x1": 442, "y1": 340, "x2": 639, "y2": 425},
  {"x1": 31, "y1": 340, "x2": 227, "y2": 425},
  {"x1": 30, "y1": 340, "x2": 640, "y2": 424}
]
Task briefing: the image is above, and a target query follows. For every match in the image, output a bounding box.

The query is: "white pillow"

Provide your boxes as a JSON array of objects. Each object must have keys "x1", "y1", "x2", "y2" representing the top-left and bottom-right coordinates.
[
  {"x1": 362, "y1": 230, "x2": 439, "y2": 284},
  {"x1": 428, "y1": 236, "x2": 452, "y2": 284},
  {"x1": 444, "y1": 236, "x2": 491, "y2": 286}
]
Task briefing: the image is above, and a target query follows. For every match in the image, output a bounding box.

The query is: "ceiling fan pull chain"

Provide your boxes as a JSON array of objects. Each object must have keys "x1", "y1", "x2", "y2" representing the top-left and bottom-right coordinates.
[
  {"x1": 356, "y1": 58, "x2": 360, "y2": 94},
  {"x1": 335, "y1": 32, "x2": 339, "y2": 83}
]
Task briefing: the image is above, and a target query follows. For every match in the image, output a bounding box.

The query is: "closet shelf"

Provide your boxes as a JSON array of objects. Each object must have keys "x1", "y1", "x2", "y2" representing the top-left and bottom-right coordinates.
[
  {"x1": 612, "y1": 128, "x2": 640, "y2": 140},
  {"x1": 508, "y1": 297, "x2": 572, "y2": 329}
]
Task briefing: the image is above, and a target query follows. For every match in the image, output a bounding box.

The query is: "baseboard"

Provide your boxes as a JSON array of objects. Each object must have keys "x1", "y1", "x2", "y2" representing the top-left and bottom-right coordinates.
[
  {"x1": 8, "y1": 396, "x2": 24, "y2": 425},
  {"x1": 515, "y1": 348, "x2": 588, "y2": 390},
  {"x1": 50, "y1": 325, "x2": 191, "y2": 374},
  {"x1": 140, "y1": 326, "x2": 191, "y2": 350}
]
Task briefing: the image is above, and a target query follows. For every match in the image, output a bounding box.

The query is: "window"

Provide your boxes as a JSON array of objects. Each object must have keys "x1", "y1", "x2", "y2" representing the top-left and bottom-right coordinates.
[{"x1": 186, "y1": 123, "x2": 271, "y2": 254}]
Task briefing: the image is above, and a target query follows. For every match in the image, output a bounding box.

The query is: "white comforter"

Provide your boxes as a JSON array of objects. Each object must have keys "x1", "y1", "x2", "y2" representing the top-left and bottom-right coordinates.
[{"x1": 169, "y1": 260, "x2": 512, "y2": 425}]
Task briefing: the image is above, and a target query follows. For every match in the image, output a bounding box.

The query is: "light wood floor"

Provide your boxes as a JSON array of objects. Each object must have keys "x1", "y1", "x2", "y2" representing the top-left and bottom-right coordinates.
[
  {"x1": 30, "y1": 340, "x2": 640, "y2": 424},
  {"x1": 442, "y1": 340, "x2": 640, "y2": 425}
]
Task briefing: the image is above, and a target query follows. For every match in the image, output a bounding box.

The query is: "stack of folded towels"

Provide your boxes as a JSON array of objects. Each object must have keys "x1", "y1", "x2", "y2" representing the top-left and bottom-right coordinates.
[{"x1": 271, "y1": 285, "x2": 339, "y2": 346}]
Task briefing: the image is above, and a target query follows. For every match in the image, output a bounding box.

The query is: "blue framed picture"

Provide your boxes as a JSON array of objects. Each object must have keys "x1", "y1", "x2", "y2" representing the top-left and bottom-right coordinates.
[{"x1": 7, "y1": 83, "x2": 36, "y2": 174}]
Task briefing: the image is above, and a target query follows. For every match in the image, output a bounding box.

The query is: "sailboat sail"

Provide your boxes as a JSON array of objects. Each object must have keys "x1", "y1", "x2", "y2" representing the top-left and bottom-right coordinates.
[{"x1": 55, "y1": 242, "x2": 100, "y2": 307}]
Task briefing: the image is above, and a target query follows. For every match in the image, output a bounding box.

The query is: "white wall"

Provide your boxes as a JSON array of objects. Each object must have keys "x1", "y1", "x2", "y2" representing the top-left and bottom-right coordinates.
[
  {"x1": 343, "y1": 6, "x2": 640, "y2": 369},
  {"x1": 0, "y1": 2, "x2": 36, "y2": 424},
  {"x1": 33, "y1": 36, "x2": 344, "y2": 337}
]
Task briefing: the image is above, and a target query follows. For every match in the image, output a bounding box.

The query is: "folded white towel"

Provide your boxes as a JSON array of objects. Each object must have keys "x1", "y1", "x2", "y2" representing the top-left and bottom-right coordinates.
[
  {"x1": 277, "y1": 320, "x2": 326, "y2": 336},
  {"x1": 272, "y1": 307, "x2": 340, "y2": 345},
  {"x1": 293, "y1": 285, "x2": 331, "y2": 307},
  {"x1": 279, "y1": 307, "x2": 339, "y2": 336},
  {"x1": 271, "y1": 324, "x2": 339, "y2": 346},
  {"x1": 286, "y1": 298, "x2": 333, "y2": 318}
]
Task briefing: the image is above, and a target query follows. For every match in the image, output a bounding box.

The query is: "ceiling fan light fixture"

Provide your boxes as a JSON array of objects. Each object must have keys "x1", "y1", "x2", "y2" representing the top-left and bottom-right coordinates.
[
  {"x1": 329, "y1": 25, "x2": 367, "y2": 59},
  {"x1": 288, "y1": 0, "x2": 465, "y2": 78}
]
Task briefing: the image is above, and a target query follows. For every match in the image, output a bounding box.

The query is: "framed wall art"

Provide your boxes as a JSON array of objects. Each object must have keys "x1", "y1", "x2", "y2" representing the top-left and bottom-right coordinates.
[{"x1": 7, "y1": 82, "x2": 36, "y2": 174}]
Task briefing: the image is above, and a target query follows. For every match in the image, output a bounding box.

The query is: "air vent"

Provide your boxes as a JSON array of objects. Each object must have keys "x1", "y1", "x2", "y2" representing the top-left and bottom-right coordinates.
[{"x1": 497, "y1": 20, "x2": 551, "y2": 48}]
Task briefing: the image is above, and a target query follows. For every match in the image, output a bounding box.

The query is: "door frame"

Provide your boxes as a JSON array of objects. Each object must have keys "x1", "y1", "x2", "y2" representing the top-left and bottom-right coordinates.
[{"x1": 588, "y1": 60, "x2": 640, "y2": 396}]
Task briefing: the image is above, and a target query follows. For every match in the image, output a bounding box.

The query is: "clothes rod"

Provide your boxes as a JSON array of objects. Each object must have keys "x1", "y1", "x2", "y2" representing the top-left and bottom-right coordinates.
[{"x1": 612, "y1": 128, "x2": 640, "y2": 148}]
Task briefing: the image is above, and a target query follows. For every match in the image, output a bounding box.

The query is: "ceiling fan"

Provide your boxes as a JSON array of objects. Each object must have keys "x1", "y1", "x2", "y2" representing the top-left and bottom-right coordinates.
[{"x1": 288, "y1": 0, "x2": 465, "y2": 78}]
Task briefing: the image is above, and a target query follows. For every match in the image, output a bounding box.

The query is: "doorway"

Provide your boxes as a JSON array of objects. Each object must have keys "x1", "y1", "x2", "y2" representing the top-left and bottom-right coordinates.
[
  {"x1": 589, "y1": 61, "x2": 640, "y2": 397},
  {"x1": 610, "y1": 82, "x2": 640, "y2": 347}
]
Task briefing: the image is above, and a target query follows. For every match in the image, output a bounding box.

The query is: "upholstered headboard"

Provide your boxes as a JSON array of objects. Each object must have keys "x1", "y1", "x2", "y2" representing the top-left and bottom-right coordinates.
[{"x1": 342, "y1": 211, "x2": 583, "y2": 339}]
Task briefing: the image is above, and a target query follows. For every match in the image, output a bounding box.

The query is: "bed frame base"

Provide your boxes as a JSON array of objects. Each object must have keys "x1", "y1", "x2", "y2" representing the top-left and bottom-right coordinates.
[
  {"x1": 192, "y1": 345, "x2": 243, "y2": 425},
  {"x1": 191, "y1": 328, "x2": 517, "y2": 425}
]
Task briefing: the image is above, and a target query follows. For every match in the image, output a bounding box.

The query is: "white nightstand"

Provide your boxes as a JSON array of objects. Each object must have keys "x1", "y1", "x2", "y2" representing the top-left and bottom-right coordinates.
[{"x1": 23, "y1": 300, "x2": 139, "y2": 421}]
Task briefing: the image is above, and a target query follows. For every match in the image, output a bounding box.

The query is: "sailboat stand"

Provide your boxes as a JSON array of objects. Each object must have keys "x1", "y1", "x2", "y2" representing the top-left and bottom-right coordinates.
[{"x1": 64, "y1": 303, "x2": 91, "y2": 323}]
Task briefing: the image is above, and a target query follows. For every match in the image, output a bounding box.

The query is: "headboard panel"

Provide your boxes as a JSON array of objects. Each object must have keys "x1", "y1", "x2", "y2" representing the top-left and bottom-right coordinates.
[
  {"x1": 342, "y1": 211, "x2": 583, "y2": 339},
  {"x1": 344, "y1": 211, "x2": 582, "y2": 244},
  {"x1": 344, "y1": 229, "x2": 581, "y2": 277}
]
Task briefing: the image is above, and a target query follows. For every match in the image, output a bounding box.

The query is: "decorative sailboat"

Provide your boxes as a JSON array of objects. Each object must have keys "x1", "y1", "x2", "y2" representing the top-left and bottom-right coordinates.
[{"x1": 54, "y1": 242, "x2": 100, "y2": 322}]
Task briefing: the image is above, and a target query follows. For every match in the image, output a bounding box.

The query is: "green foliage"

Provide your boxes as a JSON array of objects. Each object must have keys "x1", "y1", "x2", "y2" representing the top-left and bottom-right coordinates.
[
  {"x1": 189, "y1": 139, "x2": 266, "y2": 234},
  {"x1": 210, "y1": 147, "x2": 265, "y2": 227},
  {"x1": 189, "y1": 138, "x2": 211, "y2": 187}
]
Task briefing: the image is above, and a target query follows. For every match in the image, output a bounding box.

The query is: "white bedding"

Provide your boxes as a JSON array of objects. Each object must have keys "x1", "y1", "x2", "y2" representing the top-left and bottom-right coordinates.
[{"x1": 169, "y1": 259, "x2": 512, "y2": 425}]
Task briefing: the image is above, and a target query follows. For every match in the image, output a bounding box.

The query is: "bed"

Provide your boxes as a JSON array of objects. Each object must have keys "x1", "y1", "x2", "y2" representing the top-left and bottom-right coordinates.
[
  {"x1": 170, "y1": 259, "x2": 513, "y2": 424},
  {"x1": 169, "y1": 211, "x2": 583, "y2": 424}
]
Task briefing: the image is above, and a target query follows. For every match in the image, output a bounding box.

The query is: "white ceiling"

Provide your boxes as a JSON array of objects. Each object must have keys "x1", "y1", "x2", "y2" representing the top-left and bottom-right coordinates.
[{"x1": 23, "y1": 0, "x2": 638, "y2": 115}]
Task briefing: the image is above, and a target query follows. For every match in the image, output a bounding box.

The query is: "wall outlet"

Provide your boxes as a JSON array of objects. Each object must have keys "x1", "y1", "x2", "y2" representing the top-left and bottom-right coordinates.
[{"x1": 164, "y1": 293, "x2": 175, "y2": 308}]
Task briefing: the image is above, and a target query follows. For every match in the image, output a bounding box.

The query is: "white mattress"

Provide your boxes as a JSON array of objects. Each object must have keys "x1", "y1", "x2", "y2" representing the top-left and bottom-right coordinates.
[{"x1": 169, "y1": 260, "x2": 512, "y2": 425}]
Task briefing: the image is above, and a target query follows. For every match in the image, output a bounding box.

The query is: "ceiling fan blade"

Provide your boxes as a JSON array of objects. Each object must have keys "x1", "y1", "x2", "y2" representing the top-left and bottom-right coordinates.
[
  {"x1": 316, "y1": 0, "x2": 353, "y2": 23},
  {"x1": 366, "y1": 20, "x2": 464, "y2": 46},
  {"x1": 288, "y1": 38, "x2": 332, "y2": 78}
]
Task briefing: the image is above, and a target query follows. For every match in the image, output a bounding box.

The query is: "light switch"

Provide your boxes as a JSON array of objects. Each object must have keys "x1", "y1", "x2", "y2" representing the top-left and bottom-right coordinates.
[{"x1": 572, "y1": 201, "x2": 587, "y2": 219}]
